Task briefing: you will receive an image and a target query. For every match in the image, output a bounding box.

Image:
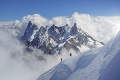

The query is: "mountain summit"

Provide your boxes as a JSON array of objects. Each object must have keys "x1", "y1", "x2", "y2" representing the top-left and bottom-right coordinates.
[{"x1": 21, "y1": 21, "x2": 104, "y2": 54}]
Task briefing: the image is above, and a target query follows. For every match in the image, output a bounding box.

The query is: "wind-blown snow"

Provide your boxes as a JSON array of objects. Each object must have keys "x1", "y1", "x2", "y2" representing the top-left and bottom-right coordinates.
[{"x1": 37, "y1": 30, "x2": 120, "y2": 80}]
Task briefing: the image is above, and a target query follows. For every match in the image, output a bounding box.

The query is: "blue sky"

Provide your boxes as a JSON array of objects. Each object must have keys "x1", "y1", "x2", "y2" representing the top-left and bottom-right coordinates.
[{"x1": 0, "y1": 0, "x2": 120, "y2": 21}]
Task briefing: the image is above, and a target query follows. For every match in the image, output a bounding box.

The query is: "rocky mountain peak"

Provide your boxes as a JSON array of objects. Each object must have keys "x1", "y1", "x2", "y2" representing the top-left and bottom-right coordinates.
[{"x1": 21, "y1": 21, "x2": 104, "y2": 54}]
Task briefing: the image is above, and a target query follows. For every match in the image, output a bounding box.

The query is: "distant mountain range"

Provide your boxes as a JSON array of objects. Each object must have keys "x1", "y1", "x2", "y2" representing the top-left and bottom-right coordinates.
[{"x1": 21, "y1": 21, "x2": 104, "y2": 55}]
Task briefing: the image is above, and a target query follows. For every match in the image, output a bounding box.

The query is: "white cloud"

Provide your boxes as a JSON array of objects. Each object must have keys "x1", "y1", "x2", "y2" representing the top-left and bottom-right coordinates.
[
  {"x1": 0, "y1": 21, "x2": 13, "y2": 27},
  {"x1": 0, "y1": 12, "x2": 120, "y2": 80},
  {"x1": 0, "y1": 29, "x2": 70, "y2": 80},
  {"x1": 2, "y1": 12, "x2": 119, "y2": 43}
]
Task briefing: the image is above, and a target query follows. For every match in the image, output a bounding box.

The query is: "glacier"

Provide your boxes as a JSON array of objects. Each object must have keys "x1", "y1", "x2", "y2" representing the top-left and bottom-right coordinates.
[{"x1": 37, "y1": 30, "x2": 120, "y2": 80}]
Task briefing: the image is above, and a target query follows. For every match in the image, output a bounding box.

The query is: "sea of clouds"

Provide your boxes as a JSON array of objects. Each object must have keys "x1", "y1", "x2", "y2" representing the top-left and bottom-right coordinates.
[{"x1": 0, "y1": 12, "x2": 120, "y2": 80}]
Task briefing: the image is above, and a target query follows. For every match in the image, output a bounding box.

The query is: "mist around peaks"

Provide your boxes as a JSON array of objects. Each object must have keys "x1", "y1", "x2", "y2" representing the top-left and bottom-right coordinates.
[{"x1": 0, "y1": 12, "x2": 119, "y2": 80}]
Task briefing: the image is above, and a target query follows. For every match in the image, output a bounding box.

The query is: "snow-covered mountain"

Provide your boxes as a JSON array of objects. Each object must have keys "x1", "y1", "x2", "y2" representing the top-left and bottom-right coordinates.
[
  {"x1": 36, "y1": 30, "x2": 120, "y2": 80},
  {"x1": 21, "y1": 21, "x2": 104, "y2": 54},
  {"x1": 0, "y1": 13, "x2": 120, "y2": 80}
]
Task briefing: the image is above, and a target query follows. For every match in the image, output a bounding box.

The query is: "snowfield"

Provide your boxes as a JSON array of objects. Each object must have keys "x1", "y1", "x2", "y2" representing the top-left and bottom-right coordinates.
[
  {"x1": 0, "y1": 13, "x2": 120, "y2": 80},
  {"x1": 37, "y1": 31, "x2": 120, "y2": 80}
]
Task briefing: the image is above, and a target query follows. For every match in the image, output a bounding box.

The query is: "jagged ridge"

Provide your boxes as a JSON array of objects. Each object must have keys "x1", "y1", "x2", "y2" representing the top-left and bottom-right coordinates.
[{"x1": 21, "y1": 21, "x2": 104, "y2": 54}]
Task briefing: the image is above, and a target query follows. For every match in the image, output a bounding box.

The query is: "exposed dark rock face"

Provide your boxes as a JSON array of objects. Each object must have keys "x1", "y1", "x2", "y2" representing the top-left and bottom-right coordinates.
[{"x1": 21, "y1": 21, "x2": 104, "y2": 54}]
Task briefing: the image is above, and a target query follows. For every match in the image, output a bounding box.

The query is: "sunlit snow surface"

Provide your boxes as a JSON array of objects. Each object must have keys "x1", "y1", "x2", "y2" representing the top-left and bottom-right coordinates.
[
  {"x1": 0, "y1": 13, "x2": 120, "y2": 80},
  {"x1": 37, "y1": 31, "x2": 120, "y2": 80}
]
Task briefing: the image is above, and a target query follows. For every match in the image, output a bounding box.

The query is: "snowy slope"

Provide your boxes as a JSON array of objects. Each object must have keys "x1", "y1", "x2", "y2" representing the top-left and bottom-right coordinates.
[
  {"x1": 21, "y1": 21, "x2": 103, "y2": 55},
  {"x1": 37, "y1": 31, "x2": 120, "y2": 80}
]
